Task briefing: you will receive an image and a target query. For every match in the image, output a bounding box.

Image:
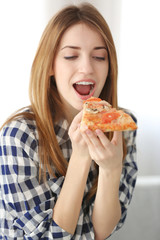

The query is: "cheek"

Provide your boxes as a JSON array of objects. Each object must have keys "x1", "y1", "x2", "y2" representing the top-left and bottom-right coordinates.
[
  {"x1": 96, "y1": 68, "x2": 108, "y2": 94},
  {"x1": 98, "y1": 80, "x2": 106, "y2": 95},
  {"x1": 98, "y1": 61, "x2": 109, "y2": 77},
  {"x1": 100, "y1": 68, "x2": 108, "y2": 86},
  {"x1": 54, "y1": 61, "x2": 72, "y2": 83},
  {"x1": 53, "y1": 58, "x2": 65, "y2": 79},
  {"x1": 54, "y1": 67, "x2": 64, "y2": 87},
  {"x1": 104, "y1": 64, "x2": 109, "y2": 78}
]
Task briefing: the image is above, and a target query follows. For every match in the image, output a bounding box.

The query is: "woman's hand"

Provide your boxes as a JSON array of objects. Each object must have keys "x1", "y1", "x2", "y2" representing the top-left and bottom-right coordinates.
[
  {"x1": 81, "y1": 128, "x2": 123, "y2": 172},
  {"x1": 68, "y1": 111, "x2": 91, "y2": 161}
]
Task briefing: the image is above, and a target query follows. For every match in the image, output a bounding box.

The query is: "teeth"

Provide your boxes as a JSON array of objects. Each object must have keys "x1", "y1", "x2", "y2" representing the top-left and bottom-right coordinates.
[{"x1": 76, "y1": 81, "x2": 94, "y2": 85}]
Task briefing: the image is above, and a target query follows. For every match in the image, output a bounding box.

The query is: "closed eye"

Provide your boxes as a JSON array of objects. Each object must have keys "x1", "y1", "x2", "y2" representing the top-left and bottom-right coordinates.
[
  {"x1": 64, "y1": 56, "x2": 78, "y2": 60},
  {"x1": 93, "y1": 56, "x2": 105, "y2": 61}
]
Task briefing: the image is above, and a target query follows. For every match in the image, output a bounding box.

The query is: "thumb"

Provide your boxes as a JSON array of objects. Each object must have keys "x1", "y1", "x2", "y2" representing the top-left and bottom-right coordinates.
[
  {"x1": 111, "y1": 131, "x2": 123, "y2": 146},
  {"x1": 68, "y1": 111, "x2": 83, "y2": 134}
]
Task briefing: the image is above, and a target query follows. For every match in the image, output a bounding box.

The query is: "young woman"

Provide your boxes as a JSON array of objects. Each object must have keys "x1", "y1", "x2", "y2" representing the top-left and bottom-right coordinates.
[{"x1": 0, "y1": 3, "x2": 138, "y2": 240}]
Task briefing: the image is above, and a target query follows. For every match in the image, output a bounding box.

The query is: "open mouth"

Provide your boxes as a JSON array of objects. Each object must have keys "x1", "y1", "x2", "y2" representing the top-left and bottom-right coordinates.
[{"x1": 73, "y1": 81, "x2": 95, "y2": 99}]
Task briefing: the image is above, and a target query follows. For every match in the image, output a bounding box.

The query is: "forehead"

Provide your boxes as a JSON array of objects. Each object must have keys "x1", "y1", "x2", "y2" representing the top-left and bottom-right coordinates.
[{"x1": 59, "y1": 22, "x2": 106, "y2": 48}]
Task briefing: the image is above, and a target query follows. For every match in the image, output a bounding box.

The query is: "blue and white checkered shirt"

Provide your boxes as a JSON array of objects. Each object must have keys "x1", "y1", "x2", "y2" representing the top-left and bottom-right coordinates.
[{"x1": 0, "y1": 114, "x2": 138, "y2": 239}]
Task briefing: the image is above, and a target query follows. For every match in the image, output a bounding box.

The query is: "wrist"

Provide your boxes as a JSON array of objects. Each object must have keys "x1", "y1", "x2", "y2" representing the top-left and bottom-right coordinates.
[
  {"x1": 98, "y1": 166, "x2": 122, "y2": 187},
  {"x1": 70, "y1": 151, "x2": 92, "y2": 171},
  {"x1": 71, "y1": 150, "x2": 92, "y2": 163},
  {"x1": 99, "y1": 164, "x2": 122, "y2": 176}
]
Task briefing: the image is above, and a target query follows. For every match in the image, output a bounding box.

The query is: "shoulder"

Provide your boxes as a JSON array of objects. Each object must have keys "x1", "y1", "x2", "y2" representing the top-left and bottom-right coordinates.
[
  {"x1": 1, "y1": 116, "x2": 37, "y2": 139},
  {"x1": 0, "y1": 113, "x2": 39, "y2": 159}
]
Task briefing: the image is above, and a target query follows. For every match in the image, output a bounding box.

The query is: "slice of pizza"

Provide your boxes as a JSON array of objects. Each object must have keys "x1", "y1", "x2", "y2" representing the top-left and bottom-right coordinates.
[{"x1": 80, "y1": 97, "x2": 137, "y2": 132}]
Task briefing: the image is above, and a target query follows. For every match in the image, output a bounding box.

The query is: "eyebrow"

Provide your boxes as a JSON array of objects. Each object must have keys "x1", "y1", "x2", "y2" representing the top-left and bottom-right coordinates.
[
  {"x1": 61, "y1": 46, "x2": 107, "y2": 51},
  {"x1": 61, "y1": 46, "x2": 80, "y2": 50}
]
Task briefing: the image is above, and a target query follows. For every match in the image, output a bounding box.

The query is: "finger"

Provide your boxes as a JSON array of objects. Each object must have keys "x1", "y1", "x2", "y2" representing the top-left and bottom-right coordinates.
[
  {"x1": 69, "y1": 111, "x2": 83, "y2": 133},
  {"x1": 72, "y1": 111, "x2": 83, "y2": 124},
  {"x1": 80, "y1": 130, "x2": 92, "y2": 145},
  {"x1": 111, "y1": 131, "x2": 122, "y2": 146},
  {"x1": 80, "y1": 123, "x2": 88, "y2": 132},
  {"x1": 86, "y1": 129, "x2": 101, "y2": 146},
  {"x1": 81, "y1": 129, "x2": 101, "y2": 149},
  {"x1": 95, "y1": 129, "x2": 111, "y2": 147},
  {"x1": 81, "y1": 130, "x2": 104, "y2": 156}
]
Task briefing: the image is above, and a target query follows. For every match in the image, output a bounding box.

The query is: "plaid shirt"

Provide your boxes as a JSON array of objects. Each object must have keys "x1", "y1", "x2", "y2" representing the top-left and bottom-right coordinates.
[{"x1": 0, "y1": 114, "x2": 137, "y2": 240}]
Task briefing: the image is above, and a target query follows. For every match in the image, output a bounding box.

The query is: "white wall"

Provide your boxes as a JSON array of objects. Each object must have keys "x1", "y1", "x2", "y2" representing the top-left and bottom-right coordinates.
[
  {"x1": 0, "y1": 0, "x2": 46, "y2": 123},
  {"x1": 118, "y1": 0, "x2": 160, "y2": 176},
  {"x1": 0, "y1": 0, "x2": 160, "y2": 178}
]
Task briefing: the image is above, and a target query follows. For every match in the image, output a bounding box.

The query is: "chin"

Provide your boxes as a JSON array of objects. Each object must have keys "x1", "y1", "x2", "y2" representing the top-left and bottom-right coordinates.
[
  {"x1": 74, "y1": 102, "x2": 84, "y2": 111},
  {"x1": 64, "y1": 100, "x2": 82, "y2": 116}
]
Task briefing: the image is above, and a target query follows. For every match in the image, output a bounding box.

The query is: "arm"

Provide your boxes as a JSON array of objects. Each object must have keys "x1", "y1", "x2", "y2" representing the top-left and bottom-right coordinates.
[
  {"x1": 53, "y1": 111, "x2": 92, "y2": 234},
  {"x1": 81, "y1": 129, "x2": 123, "y2": 239},
  {"x1": 92, "y1": 168, "x2": 122, "y2": 240},
  {"x1": 52, "y1": 152, "x2": 91, "y2": 234}
]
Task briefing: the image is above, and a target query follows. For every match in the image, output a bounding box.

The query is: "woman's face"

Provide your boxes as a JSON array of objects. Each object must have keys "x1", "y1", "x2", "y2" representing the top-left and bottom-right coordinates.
[{"x1": 53, "y1": 22, "x2": 109, "y2": 116}]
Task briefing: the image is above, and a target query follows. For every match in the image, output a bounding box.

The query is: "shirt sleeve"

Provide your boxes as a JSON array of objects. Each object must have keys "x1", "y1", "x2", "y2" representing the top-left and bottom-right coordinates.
[
  {"x1": 0, "y1": 120, "x2": 73, "y2": 240},
  {"x1": 112, "y1": 127, "x2": 138, "y2": 234}
]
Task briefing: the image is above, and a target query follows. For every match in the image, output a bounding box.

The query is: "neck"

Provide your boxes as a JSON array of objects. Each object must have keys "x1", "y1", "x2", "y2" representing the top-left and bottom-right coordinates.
[
  {"x1": 59, "y1": 96, "x2": 82, "y2": 125},
  {"x1": 64, "y1": 107, "x2": 79, "y2": 125}
]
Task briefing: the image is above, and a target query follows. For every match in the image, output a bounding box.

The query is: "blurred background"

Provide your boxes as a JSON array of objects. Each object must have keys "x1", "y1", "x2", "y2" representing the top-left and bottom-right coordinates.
[{"x1": 0, "y1": 0, "x2": 160, "y2": 239}]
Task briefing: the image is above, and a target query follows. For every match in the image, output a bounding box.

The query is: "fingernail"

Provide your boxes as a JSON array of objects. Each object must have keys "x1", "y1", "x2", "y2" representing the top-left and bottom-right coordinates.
[
  {"x1": 81, "y1": 124, "x2": 88, "y2": 132},
  {"x1": 95, "y1": 129, "x2": 101, "y2": 135},
  {"x1": 83, "y1": 124, "x2": 88, "y2": 130},
  {"x1": 86, "y1": 129, "x2": 91, "y2": 135}
]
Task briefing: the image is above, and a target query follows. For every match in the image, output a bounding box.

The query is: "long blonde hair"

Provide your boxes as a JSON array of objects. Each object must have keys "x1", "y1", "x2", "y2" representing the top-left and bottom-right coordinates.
[{"x1": 1, "y1": 3, "x2": 122, "y2": 200}]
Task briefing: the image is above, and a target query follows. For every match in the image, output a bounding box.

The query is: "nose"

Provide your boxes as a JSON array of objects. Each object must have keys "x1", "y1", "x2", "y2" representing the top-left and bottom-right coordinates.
[{"x1": 78, "y1": 55, "x2": 93, "y2": 74}]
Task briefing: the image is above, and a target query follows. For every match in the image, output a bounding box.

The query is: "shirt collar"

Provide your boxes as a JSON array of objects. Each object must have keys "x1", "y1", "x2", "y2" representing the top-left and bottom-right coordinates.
[{"x1": 54, "y1": 118, "x2": 70, "y2": 145}]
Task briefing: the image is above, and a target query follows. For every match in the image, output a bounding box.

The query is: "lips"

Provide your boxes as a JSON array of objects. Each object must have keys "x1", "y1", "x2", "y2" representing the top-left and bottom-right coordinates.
[{"x1": 73, "y1": 80, "x2": 96, "y2": 100}]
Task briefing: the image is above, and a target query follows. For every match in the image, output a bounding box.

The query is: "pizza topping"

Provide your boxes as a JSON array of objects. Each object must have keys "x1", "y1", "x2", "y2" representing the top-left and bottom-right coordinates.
[
  {"x1": 85, "y1": 107, "x2": 99, "y2": 114},
  {"x1": 85, "y1": 103, "x2": 110, "y2": 114},
  {"x1": 73, "y1": 82, "x2": 95, "y2": 95},
  {"x1": 102, "y1": 112, "x2": 121, "y2": 123},
  {"x1": 84, "y1": 98, "x2": 112, "y2": 114}
]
